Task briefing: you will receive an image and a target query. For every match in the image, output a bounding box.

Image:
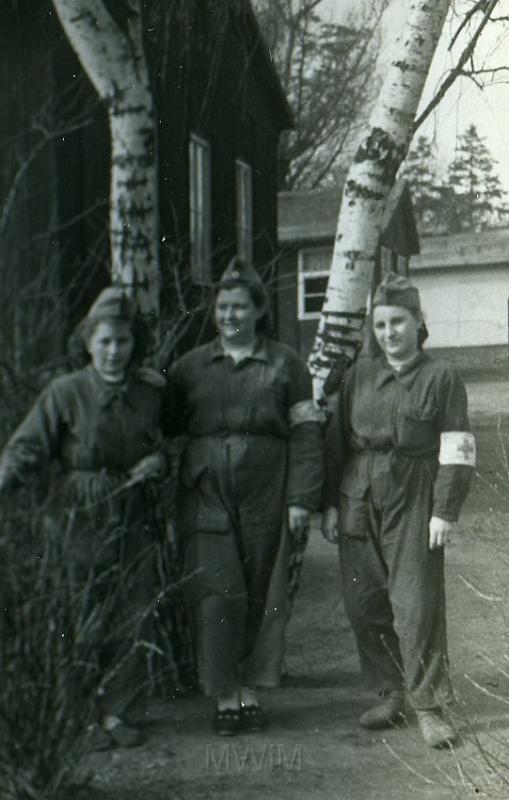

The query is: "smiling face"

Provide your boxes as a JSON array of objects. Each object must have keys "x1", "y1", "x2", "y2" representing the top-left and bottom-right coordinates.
[
  {"x1": 372, "y1": 305, "x2": 421, "y2": 363},
  {"x1": 214, "y1": 286, "x2": 263, "y2": 346},
  {"x1": 86, "y1": 319, "x2": 134, "y2": 382}
]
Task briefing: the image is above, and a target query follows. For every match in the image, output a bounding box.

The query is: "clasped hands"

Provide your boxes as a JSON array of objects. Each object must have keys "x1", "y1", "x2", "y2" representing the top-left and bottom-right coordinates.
[{"x1": 322, "y1": 506, "x2": 453, "y2": 550}]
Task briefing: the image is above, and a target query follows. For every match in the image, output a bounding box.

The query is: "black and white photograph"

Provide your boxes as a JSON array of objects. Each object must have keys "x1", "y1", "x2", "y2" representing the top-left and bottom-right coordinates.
[{"x1": 0, "y1": 1, "x2": 508, "y2": 798}]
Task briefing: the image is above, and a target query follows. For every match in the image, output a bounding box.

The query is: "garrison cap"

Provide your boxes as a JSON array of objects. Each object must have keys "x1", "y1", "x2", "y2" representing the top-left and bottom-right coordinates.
[
  {"x1": 372, "y1": 272, "x2": 420, "y2": 312},
  {"x1": 87, "y1": 287, "x2": 135, "y2": 321},
  {"x1": 217, "y1": 256, "x2": 263, "y2": 288}
]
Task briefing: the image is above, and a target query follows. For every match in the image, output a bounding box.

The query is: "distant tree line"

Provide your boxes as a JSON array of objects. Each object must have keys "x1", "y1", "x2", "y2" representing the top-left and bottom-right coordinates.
[{"x1": 403, "y1": 124, "x2": 508, "y2": 235}]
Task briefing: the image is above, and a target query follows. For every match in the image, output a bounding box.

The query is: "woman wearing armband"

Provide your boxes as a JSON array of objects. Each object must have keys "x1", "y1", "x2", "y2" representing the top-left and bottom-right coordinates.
[{"x1": 322, "y1": 272, "x2": 475, "y2": 748}]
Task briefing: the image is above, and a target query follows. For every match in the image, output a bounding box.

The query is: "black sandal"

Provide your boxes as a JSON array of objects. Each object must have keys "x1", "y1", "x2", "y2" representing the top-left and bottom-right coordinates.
[
  {"x1": 240, "y1": 704, "x2": 268, "y2": 732},
  {"x1": 213, "y1": 707, "x2": 241, "y2": 736}
]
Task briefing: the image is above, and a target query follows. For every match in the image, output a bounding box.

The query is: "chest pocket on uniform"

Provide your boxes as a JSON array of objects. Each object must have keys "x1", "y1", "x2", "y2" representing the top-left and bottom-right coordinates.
[{"x1": 398, "y1": 403, "x2": 438, "y2": 451}]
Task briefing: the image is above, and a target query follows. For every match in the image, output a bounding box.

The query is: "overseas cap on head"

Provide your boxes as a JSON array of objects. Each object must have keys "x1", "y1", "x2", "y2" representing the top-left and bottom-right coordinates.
[
  {"x1": 87, "y1": 286, "x2": 136, "y2": 322},
  {"x1": 372, "y1": 272, "x2": 420, "y2": 312},
  {"x1": 217, "y1": 256, "x2": 263, "y2": 288}
]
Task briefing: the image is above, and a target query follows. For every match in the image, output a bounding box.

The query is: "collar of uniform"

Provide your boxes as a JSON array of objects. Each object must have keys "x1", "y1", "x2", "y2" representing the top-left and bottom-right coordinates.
[
  {"x1": 208, "y1": 336, "x2": 269, "y2": 363},
  {"x1": 85, "y1": 364, "x2": 135, "y2": 409},
  {"x1": 374, "y1": 351, "x2": 427, "y2": 389}
]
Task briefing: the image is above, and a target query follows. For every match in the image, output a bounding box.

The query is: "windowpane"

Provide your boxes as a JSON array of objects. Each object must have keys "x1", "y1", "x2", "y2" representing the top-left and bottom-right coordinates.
[
  {"x1": 304, "y1": 294, "x2": 325, "y2": 314},
  {"x1": 305, "y1": 275, "x2": 328, "y2": 295},
  {"x1": 298, "y1": 247, "x2": 332, "y2": 319}
]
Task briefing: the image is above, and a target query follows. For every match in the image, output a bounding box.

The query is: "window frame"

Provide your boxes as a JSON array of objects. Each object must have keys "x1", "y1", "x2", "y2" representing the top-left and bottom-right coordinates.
[
  {"x1": 189, "y1": 133, "x2": 212, "y2": 285},
  {"x1": 297, "y1": 247, "x2": 331, "y2": 320},
  {"x1": 235, "y1": 158, "x2": 253, "y2": 266}
]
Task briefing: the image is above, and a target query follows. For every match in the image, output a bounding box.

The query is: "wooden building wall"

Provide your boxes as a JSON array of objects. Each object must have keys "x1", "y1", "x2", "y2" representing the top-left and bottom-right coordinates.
[{"x1": 1, "y1": 0, "x2": 289, "y2": 361}]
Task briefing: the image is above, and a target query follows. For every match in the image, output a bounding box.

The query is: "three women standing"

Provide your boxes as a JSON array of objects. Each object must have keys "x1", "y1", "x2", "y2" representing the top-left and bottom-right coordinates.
[
  {"x1": 0, "y1": 266, "x2": 475, "y2": 749},
  {"x1": 166, "y1": 258, "x2": 323, "y2": 735},
  {"x1": 323, "y1": 272, "x2": 474, "y2": 748}
]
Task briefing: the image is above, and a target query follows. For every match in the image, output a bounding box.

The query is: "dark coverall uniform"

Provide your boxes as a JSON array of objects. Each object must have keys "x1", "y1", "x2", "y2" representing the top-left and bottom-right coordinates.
[
  {"x1": 324, "y1": 351, "x2": 474, "y2": 710},
  {"x1": 0, "y1": 364, "x2": 167, "y2": 717},
  {"x1": 166, "y1": 336, "x2": 323, "y2": 697}
]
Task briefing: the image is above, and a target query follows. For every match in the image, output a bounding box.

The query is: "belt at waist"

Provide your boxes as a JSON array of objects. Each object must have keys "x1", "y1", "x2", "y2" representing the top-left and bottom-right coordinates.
[
  {"x1": 351, "y1": 447, "x2": 437, "y2": 459},
  {"x1": 353, "y1": 446, "x2": 392, "y2": 454},
  {"x1": 188, "y1": 432, "x2": 286, "y2": 442}
]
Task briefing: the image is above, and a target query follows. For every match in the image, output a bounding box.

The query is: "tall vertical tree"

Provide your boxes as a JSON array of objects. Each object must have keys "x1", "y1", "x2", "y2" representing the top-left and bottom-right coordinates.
[
  {"x1": 308, "y1": 0, "x2": 452, "y2": 400},
  {"x1": 444, "y1": 123, "x2": 508, "y2": 232},
  {"x1": 51, "y1": 0, "x2": 160, "y2": 329}
]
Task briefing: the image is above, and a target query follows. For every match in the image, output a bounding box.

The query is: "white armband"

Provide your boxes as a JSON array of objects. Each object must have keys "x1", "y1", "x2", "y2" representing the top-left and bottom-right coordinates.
[
  {"x1": 289, "y1": 399, "x2": 325, "y2": 427},
  {"x1": 439, "y1": 432, "x2": 476, "y2": 467}
]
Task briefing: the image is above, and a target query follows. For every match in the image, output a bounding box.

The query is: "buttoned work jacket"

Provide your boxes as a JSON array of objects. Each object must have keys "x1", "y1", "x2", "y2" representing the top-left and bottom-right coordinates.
[{"x1": 324, "y1": 352, "x2": 474, "y2": 527}]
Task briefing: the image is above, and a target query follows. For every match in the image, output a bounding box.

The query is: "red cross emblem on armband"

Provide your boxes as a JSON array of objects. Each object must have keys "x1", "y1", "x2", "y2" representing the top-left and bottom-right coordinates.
[
  {"x1": 439, "y1": 431, "x2": 476, "y2": 466},
  {"x1": 457, "y1": 437, "x2": 475, "y2": 460}
]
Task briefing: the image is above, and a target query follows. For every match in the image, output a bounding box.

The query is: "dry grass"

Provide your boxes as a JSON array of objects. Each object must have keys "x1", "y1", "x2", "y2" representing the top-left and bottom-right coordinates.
[{"x1": 0, "y1": 494, "x2": 183, "y2": 800}]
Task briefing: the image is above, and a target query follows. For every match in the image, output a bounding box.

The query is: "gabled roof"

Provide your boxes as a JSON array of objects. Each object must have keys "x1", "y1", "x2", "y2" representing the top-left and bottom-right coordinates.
[{"x1": 278, "y1": 179, "x2": 420, "y2": 256}]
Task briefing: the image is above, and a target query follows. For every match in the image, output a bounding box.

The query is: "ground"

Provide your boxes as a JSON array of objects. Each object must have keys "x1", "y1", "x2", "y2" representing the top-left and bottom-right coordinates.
[{"x1": 76, "y1": 380, "x2": 509, "y2": 800}]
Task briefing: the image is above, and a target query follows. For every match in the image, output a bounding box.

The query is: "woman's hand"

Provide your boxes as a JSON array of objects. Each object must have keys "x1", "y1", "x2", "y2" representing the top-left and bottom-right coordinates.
[
  {"x1": 429, "y1": 516, "x2": 453, "y2": 550},
  {"x1": 288, "y1": 505, "x2": 311, "y2": 537},
  {"x1": 322, "y1": 506, "x2": 339, "y2": 544},
  {"x1": 127, "y1": 453, "x2": 166, "y2": 486}
]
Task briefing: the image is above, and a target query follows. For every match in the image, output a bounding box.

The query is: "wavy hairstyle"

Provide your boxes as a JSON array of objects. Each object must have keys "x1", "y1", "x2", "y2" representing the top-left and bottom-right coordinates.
[{"x1": 67, "y1": 314, "x2": 152, "y2": 370}]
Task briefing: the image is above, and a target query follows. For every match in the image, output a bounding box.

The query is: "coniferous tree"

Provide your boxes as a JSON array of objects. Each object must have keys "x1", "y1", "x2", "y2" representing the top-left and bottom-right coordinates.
[{"x1": 444, "y1": 124, "x2": 508, "y2": 232}]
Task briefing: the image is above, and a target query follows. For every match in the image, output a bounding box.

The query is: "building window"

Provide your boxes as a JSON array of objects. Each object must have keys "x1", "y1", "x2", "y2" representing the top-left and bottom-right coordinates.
[
  {"x1": 189, "y1": 134, "x2": 212, "y2": 284},
  {"x1": 298, "y1": 247, "x2": 331, "y2": 320},
  {"x1": 236, "y1": 159, "x2": 253, "y2": 265}
]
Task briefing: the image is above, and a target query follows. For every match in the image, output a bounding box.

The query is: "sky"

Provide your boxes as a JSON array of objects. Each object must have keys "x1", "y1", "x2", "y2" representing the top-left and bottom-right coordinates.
[{"x1": 320, "y1": 0, "x2": 509, "y2": 191}]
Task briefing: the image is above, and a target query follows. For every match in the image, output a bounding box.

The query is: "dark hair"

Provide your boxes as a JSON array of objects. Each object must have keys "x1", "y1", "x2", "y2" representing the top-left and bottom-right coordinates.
[
  {"x1": 67, "y1": 314, "x2": 152, "y2": 369},
  {"x1": 214, "y1": 280, "x2": 273, "y2": 335}
]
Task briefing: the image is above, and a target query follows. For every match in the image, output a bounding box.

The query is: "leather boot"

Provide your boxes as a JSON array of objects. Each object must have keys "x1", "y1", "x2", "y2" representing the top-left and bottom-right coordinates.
[
  {"x1": 416, "y1": 709, "x2": 456, "y2": 748},
  {"x1": 359, "y1": 690, "x2": 405, "y2": 729}
]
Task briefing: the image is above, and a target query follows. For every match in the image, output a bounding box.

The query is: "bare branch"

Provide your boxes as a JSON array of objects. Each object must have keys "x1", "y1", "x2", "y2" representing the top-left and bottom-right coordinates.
[
  {"x1": 414, "y1": 0, "x2": 498, "y2": 131},
  {"x1": 448, "y1": 0, "x2": 490, "y2": 50}
]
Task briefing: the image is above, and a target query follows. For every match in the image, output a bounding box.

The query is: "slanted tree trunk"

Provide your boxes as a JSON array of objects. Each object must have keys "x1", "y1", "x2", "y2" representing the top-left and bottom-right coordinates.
[
  {"x1": 308, "y1": 0, "x2": 451, "y2": 400},
  {"x1": 52, "y1": 0, "x2": 159, "y2": 326}
]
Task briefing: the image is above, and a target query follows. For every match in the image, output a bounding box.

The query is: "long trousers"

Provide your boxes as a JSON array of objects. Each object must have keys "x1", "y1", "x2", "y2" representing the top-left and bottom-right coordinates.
[
  {"x1": 179, "y1": 434, "x2": 287, "y2": 696},
  {"x1": 338, "y1": 453, "x2": 453, "y2": 710}
]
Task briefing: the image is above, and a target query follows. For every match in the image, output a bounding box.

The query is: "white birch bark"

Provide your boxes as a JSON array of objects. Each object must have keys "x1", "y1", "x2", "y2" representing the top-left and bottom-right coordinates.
[
  {"x1": 52, "y1": 0, "x2": 160, "y2": 323},
  {"x1": 308, "y1": 0, "x2": 451, "y2": 400}
]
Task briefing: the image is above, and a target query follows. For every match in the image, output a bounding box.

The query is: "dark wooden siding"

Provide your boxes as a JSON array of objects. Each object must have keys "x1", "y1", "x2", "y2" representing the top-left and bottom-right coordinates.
[{"x1": 1, "y1": 0, "x2": 289, "y2": 359}]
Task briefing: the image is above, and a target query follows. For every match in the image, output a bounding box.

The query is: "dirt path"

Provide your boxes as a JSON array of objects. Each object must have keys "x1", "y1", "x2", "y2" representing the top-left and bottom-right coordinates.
[{"x1": 79, "y1": 426, "x2": 509, "y2": 800}]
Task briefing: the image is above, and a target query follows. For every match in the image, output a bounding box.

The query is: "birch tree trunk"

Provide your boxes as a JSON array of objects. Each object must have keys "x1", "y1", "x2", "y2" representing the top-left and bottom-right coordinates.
[
  {"x1": 308, "y1": 0, "x2": 451, "y2": 400},
  {"x1": 52, "y1": 0, "x2": 160, "y2": 325}
]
